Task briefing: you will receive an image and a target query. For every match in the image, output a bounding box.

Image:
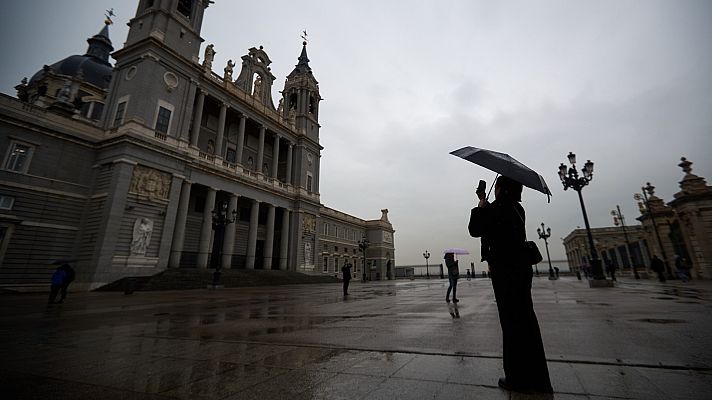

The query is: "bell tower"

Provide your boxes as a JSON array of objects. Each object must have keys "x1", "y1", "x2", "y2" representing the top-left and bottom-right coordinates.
[
  {"x1": 125, "y1": 0, "x2": 210, "y2": 62},
  {"x1": 102, "y1": 0, "x2": 211, "y2": 135},
  {"x1": 281, "y1": 41, "x2": 321, "y2": 142},
  {"x1": 280, "y1": 41, "x2": 323, "y2": 196}
]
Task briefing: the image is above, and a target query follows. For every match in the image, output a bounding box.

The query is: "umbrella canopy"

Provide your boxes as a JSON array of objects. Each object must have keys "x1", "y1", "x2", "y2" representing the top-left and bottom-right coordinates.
[
  {"x1": 450, "y1": 146, "x2": 552, "y2": 202},
  {"x1": 444, "y1": 248, "x2": 470, "y2": 255}
]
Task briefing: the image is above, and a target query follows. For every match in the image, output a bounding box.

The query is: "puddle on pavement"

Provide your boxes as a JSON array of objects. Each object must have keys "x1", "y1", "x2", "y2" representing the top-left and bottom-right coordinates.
[
  {"x1": 661, "y1": 288, "x2": 702, "y2": 300},
  {"x1": 632, "y1": 318, "x2": 687, "y2": 324}
]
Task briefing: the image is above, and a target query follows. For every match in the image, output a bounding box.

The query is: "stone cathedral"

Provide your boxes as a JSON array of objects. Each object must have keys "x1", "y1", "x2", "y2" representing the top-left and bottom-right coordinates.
[{"x1": 0, "y1": 0, "x2": 396, "y2": 291}]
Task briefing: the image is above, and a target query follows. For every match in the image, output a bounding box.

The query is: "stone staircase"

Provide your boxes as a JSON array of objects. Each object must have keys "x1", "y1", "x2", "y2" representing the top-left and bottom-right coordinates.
[{"x1": 95, "y1": 268, "x2": 341, "y2": 292}]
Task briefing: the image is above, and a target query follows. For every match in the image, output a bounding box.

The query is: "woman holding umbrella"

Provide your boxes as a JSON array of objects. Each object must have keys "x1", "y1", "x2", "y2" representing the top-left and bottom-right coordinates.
[
  {"x1": 444, "y1": 252, "x2": 460, "y2": 303},
  {"x1": 468, "y1": 175, "x2": 553, "y2": 394}
]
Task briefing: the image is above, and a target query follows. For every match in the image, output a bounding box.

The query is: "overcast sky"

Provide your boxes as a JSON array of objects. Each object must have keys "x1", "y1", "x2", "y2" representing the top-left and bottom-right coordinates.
[{"x1": 1, "y1": 1, "x2": 710, "y2": 267}]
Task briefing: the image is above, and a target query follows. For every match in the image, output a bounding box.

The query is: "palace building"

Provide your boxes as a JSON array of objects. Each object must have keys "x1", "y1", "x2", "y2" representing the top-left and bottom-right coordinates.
[{"x1": 0, "y1": 0, "x2": 395, "y2": 291}]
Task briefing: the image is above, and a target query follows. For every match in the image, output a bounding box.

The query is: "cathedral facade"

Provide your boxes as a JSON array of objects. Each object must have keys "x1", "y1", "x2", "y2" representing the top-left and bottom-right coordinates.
[{"x1": 0, "y1": 0, "x2": 395, "y2": 291}]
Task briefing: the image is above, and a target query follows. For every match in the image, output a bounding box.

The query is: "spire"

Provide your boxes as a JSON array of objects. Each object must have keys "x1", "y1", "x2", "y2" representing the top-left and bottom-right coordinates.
[
  {"x1": 287, "y1": 41, "x2": 312, "y2": 78},
  {"x1": 85, "y1": 17, "x2": 114, "y2": 66}
]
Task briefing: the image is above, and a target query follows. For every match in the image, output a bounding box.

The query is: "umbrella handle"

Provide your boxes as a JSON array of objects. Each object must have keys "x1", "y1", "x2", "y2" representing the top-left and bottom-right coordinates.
[{"x1": 486, "y1": 173, "x2": 499, "y2": 200}]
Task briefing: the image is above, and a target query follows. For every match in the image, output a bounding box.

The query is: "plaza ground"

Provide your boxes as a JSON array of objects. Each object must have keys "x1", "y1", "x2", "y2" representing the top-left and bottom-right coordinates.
[{"x1": 1, "y1": 275, "x2": 710, "y2": 399}]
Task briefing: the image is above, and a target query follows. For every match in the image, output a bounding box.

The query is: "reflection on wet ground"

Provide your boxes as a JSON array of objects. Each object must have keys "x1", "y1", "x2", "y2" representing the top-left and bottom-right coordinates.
[{"x1": 1, "y1": 278, "x2": 711, "y2": 399}]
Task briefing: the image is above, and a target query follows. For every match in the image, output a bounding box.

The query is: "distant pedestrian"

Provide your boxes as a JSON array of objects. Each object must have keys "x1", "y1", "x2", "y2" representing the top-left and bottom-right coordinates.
[
  {"x1": 58, "y1": 263, "x2": 75, "y2": 303},
  {"x1": 605, "y1": 260, "x2": 616, "y2": 281},
  {"x1": 675, "y1": 255, "x2": 690, "y2": 283},
  {"x1": 444, "y1": 252, "x2": 459, "y2": 303},
  {"x1": 48, "y1": 267, "x2": 66, "y2": 304},
  {"x1": 651, "y1": 255, "x2": 666, "y2": 282},
  {"x1": 466, "y1": 269, "x2": 472, "y2": 281},
  {"x1": 341, "y1": 263, "x2": 352, "y2": 296},
  {"x1": 554, "y1": 266, "x2": 560, "y2": 280}
]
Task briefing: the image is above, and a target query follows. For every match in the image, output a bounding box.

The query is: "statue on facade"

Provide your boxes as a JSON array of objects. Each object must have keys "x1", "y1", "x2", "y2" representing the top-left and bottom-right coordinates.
[
  {"x1": 130, "y1": 217, "x2": 154, "y2": 256},
  {"x1": 202, "y1": 44, "x2": 215, "y2": 71},
  {"x1": 252, "y1": 74, "x2": 263, "y2": 99},
  {"x1": 57, "y1": 81, "x2": 72, "y2": 103},
  {"x1": 304, "y1": 242, "x2": 313, "y2": 266},
  {"x1": 223, "y1": 59, "x2": 235, "y2": 81}
]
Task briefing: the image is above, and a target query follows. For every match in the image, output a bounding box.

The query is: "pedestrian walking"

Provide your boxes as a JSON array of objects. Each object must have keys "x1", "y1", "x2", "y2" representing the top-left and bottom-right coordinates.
[
  {"x1": 675, "y1": 255, "x2": 690, "y2": 282},
  {"x1": 466, "y1": 269, "x2": 472, "y2": 281},
  {"x1": 444, "y1": 252, "x2": 459, "y2": 303},
  {"x1": 605, "y1": 259, "x2": 616, "y2": 281},
  {"x1": 341, "y1": 263, "x2": 352, "y2": 296},
  {"x1": 468, "y1": 175, "x2": 553, "y2": 394},
  {"x1": 48, "y1": 267, "x2": 66, "y2": 305},
  {"x1": 651, "y1": 255, "x2": 666, "y2": 282},
  {"x1": 58, "y1": 263, "x2": 75, "y2": 303}
]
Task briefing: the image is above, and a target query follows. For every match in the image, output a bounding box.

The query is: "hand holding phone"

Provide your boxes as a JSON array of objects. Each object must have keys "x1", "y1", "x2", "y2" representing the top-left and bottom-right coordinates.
[{"x1": 476, "y1": 180, "x2": 486, "y2": 200}]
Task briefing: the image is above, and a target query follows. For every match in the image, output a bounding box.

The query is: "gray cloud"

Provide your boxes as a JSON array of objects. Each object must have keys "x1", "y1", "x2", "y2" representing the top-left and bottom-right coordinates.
[{"x1": 1, "y1": 0, "x2": 710, "y2": 267}]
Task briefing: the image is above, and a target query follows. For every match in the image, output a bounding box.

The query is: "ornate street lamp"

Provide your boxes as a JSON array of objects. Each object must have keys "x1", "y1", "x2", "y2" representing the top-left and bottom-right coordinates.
[
  {"x1": 358, "y1": 236, "x2": 370, "y2": 282},
  {"x1": 537, "y1": 222, "x2": 555, "y2": 280},
  {"x1": 423, "y1": 250, "x2": 430, "y2": 279},
  {"x1": 611, "y1": 205, "x2": 639, "y2": 279},
  {"x1": 634, "y1": 183, "x2": 672, "y2": 279},
  {"x1": 558, "y1": 152, "x2": 606, "y2": 280},
  {"x1": 210, "y1": 200, "x2": 237, "y2": 286}
]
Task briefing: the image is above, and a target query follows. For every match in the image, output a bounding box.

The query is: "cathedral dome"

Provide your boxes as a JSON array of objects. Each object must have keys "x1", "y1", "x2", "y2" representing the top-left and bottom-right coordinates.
[{"x1": 29, "y1": 24, "x2": 114, "y2": 90}]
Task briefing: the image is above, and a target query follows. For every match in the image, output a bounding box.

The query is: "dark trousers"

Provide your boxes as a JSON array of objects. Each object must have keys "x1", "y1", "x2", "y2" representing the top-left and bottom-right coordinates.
[
  {"x1": 656, "y1": 270, "x2": 666, "y2": 282},
  {"x1": 491, "y1": 265, "x2": 552, "y2": 391},
  {"x1": 48, "y1": 284, "x2": 61, "y2": 304},
  {"x1": 343, "y1": 279, "x2": 350, "y2": 295},
  {"x1": 60, "y1": 282, "x2": 72, "y2": 301},
  {"x1": 446, "y1": 275, "x2": 458, "y2": 300}
]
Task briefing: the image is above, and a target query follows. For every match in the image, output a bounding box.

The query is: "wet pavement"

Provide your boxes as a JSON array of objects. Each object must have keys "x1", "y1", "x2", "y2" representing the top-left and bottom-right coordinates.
[{"x1": 1, "y1": 276, "x2": 711, "y2": 399}]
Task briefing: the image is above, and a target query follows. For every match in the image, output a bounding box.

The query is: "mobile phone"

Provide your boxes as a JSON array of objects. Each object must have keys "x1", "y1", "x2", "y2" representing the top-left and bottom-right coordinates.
[{"x1": 476, "y1": 180, "x2": 486, "y2": 199}]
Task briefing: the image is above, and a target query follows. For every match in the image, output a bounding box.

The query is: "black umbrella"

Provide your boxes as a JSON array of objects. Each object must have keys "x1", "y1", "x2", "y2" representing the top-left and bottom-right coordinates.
[{"x1": 450, "y1": 146, "x2": 552, "y2": 202}]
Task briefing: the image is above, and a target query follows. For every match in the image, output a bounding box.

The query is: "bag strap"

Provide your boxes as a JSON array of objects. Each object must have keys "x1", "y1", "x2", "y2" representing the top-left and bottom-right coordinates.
[{"x1": 511, "y1": 204, "x2": 528, "y2": 241}]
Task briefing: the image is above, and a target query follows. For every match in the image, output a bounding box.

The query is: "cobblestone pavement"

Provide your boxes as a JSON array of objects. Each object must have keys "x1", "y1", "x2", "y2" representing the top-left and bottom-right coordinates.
[{"x1": 1, "y1": 276, "x2": 711, "y2": 399}]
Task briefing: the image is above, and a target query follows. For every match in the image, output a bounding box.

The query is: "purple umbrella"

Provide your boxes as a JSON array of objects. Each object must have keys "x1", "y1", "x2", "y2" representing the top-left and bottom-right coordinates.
[{"x1": 444, "y1": 248, "x2": 470, "y2": 255}]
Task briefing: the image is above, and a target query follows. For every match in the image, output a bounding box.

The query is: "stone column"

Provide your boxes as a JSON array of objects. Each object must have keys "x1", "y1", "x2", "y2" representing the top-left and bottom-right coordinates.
[
  {"x1": 286, "y1": 143, "x2": 293, "y2": 185},
  {"x1": 190, "y1": 90, "x2": 206, "y2": 147},
  {"x1": 271, "y1": 134, "x2": 281, "y2": 179},
  {"x1": 256, "y1": 125, "x2": 265, "y2": 173},
  {"x1": 178, "y1": 80, "x2": 197, "y2": 141},
  {"x1": 92, "y1": 159, "x2": 135, "y2": 278},
  {"x1": 245, "y1": 199, "x2": 260, "y2": 269},
  {"x1": 280, "y1": 208, "x2": 290, "y2": 270},
  {"x1": 222, "y1": 193, "x2": 239, "y2": 268},
  {"x1": 196, "y1": 187, "x2": 217, "y2": 268},
  {"x1": 263, "y1": 204, "x2": 276, "y2": 270},
  {"x1": 236, "y1": 115, "x2": 246, "y2": 165},
  {"x1": 169, "y1": 180, "x2": 192, "y2": 268},
  {"x1": 158, "y1": 174, "x2": 185, "y2": 268},
  {"x1": 215, "y1": 103, "x2": 227, "y2": 156}
]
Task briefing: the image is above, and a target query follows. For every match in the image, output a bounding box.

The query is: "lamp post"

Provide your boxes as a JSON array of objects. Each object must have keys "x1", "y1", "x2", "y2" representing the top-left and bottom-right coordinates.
[
  {"x1": 358, "y1": 236, "x2": 370, "y2": 282},
  {"x1": 537, "y1": 222, "x2": 555, "y2": 280},
  {"x1": 558, "y1": 152, "x2": 606, "y2": 280},
  {"x1": 634, "y1": 183, "x2": 672, "y2": 279},
  {"x1": 210, "y1": 200, "x2": 237, "y2": 286},
  {"x1": 423, "y1": 250, "x2": 430, "y2": 279},
  {"x1": 611, "y1": 205, "x2": 639, "y2": 279}
]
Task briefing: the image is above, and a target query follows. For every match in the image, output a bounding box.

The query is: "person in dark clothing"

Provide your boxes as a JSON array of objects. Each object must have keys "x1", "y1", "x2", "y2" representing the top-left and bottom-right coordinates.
[
  {"x1": 341, "y1": 263, "x2": 352, "y2": 296},
  {"x1": 58, "y1": 264, "x2": 75, "y2": 303},
  {"x1": 468, "y1": 175, "x2": 553, "y2": 394},
  {"x1": 651, "y1": 255, "x2": 666, "y2": 282},
  {"x1": 444, "y1": 252, "x2": 459, "y2": 303},
  {"x1": 48, "y1": 267, "x2": 66, "y2": 305}
]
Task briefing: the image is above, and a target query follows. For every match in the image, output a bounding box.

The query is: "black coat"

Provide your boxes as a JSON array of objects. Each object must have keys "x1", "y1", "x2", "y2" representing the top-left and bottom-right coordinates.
[{"x1": 468, "y1": 199, "x2": 527, "y2": 267}]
